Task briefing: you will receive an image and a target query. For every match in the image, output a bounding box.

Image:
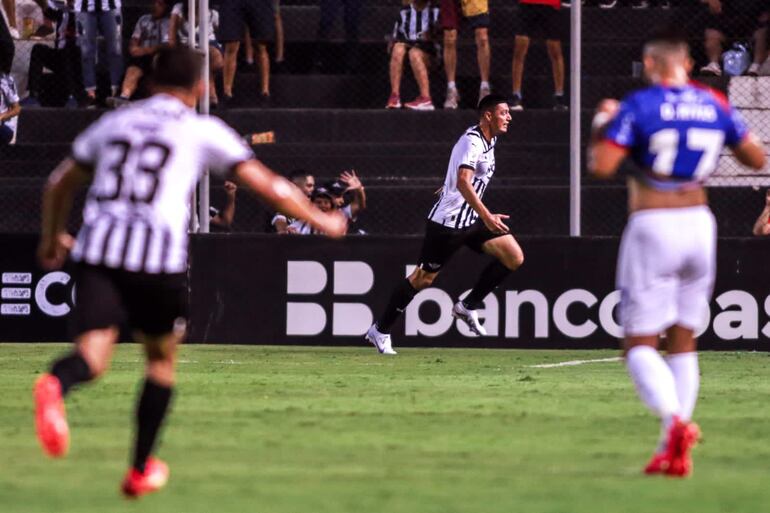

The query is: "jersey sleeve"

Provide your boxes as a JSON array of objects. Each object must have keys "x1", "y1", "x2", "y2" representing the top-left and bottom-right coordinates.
[
  {"x1": 71, "y1": 116, "x2": 108, "y2": 167},
  {"x1": 723, "y1": 104, "x2": 750, "y2": 147},
  {"x1": 1, "y1": 76, "x2": 19, "y2": 105},
  {"x1": 199, "y1": 118, "x2": 255, "y2": 177},
  {"x1": 457, "y1": 135, "x2": 482, "y2": 170},
  {"x1": 131, "y1": 16, "x2": 144, "y2": 40},
  {"x1": 603, "y1": 99, "x2": 637, "y2": 148}
]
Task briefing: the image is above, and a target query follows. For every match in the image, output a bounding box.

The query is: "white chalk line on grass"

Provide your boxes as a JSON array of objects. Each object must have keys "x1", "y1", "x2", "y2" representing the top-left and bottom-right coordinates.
[{"x1": 529, "y1": 357, "x2": 623, "y2": 369}]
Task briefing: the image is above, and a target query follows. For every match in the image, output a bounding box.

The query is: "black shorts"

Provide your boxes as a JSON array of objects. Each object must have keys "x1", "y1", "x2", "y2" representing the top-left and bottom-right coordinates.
[
  {"x1": 417, "y1": 220, "x2": 504, "y2": 272},
  {"x1": 393, "y1": 40, "x2": 437, "y2": 58},
  {"x1": 518, "y1": 4, "x2": 563, "y2": 41},
  {"x1": 218, "y1": 0, "x2": 275, "y2": 42},
  {"x1": 71, "y1": 263, "x2": 188, "y2": 337},
  {"x1": 127, "y1": 55, "x2": 154, "y2": 73}
]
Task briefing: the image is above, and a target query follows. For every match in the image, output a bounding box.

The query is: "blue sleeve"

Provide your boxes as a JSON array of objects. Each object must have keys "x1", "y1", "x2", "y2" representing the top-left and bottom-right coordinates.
[
  {"x1": 603, "y1": 99, "x2": 638, "y2": 148},
  {"x1": 723, "y1": 105, "x2": 749, "y2": 147}
]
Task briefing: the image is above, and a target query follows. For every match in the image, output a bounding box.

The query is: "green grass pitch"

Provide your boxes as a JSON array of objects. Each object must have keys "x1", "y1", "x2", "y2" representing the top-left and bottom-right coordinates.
[{"x1": 2, "y1": 344, "x2": 769, "y2": 513}]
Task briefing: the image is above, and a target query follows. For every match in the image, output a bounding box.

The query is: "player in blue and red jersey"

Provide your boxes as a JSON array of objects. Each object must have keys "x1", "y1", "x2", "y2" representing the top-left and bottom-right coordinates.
[{"x1": 588, "y1": 29, "x2": 766, "y2": 478}]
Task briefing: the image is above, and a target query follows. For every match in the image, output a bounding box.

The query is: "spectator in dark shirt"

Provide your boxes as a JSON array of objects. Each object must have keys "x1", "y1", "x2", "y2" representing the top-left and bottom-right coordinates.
[
  {"x1": 24, "y1": 0, "x2": 89, "y2": 107},
  {"x1": 700, "y1": 0, "x2": 767, "y2": 76},
  {"x1": 273, "y1": 169, "x2": 315, "y2": 233}
]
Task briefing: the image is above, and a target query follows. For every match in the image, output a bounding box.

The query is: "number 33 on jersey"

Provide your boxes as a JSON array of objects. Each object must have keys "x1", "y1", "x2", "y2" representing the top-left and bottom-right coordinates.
[
  {"x1": 604, "y1": 83, "x2": 749, "y2": 186},
  {"x1": 70, "y1": 94, "x2": 254, "y2": 274}
]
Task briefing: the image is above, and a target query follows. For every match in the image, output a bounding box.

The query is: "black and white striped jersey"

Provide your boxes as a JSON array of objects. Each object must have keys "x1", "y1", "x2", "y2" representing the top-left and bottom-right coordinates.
[
  {"x1": 74, "y1": 0, "x2": 120, "y2": 12},
  {"x1": 427, "y1": 125, "x2": 496, "y2": 230},
  {"x1": 69, "y1": 94, "x2": 253, "y2": 274},
  {"x1": 392, "y1": 3, "x2": 439, "y2": 43}
]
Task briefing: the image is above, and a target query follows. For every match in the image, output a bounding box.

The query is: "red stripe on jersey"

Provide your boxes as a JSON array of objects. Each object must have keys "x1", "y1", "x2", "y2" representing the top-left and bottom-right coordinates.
[
  {"x1": 688, "y1": 80, "x2": 732, "y2": 114},
  {"x1": 601, "y1": 138, "x2": 630, "y2": 150},
  {"x1": 520, "y1": 0, "x2": 560, "y2": 8}
]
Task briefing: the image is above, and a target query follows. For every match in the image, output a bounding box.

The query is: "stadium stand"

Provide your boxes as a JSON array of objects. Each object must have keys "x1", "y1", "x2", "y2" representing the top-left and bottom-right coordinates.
[{"x1": 0, "y1": 0, "x2": 768, "y2": 236}]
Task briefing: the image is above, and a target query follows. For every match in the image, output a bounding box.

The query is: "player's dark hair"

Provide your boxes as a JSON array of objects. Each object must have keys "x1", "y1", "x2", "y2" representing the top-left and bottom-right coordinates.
[
  {"x1": 289, "y1": 169, "x2": 313, "y2": 181},
  {"x1": 644, "y1": 26, "x2": 690, "y2": 54},
  {"x1": 150, "y1": 46, "x2": 204, "y2": 90},
  {"x1": 477, "y1": 94, "x2": 508, "y2": 115}
]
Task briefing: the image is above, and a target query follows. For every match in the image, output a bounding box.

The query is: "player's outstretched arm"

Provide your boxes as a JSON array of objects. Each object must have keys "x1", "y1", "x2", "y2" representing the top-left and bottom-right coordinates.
[
  {"x1": 732, "y1": 133, "x2": 766, "y2": 171},
  {"x1": 38, "y1": 158, "x2": 93, "y2": 269},
  {"x1": 233, "y1": 160, "x2": 347, "y2": 238},
  {"x1": 457, "y1": 167, "x2": 509, "y2": 234}
]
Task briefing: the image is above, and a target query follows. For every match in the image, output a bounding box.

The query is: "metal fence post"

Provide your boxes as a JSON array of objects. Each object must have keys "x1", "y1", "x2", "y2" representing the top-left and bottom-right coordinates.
[{"x1": 569, "y1": 1, "x2": 581, "y2": 237}]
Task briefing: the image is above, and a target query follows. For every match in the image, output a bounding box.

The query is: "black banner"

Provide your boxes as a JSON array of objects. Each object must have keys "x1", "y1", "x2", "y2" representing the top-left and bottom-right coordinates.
[{"x1": 2, "y1": 234, "x2": 770, "y2": 349}]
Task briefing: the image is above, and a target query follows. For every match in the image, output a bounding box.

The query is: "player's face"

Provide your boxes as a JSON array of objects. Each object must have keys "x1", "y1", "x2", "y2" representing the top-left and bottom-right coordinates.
[
  {"x1": 293, "y1": 175, "x2": 315, "y2": 197},
  {"x1": 313, "y1": 196, "x2": 333, "y2": 212},
  {"x1": 490, "y1": 104, "x2": 512, "y2": 135},
  {"x1": 152, "y1": 0, "x2": 167, "y2": 17}
]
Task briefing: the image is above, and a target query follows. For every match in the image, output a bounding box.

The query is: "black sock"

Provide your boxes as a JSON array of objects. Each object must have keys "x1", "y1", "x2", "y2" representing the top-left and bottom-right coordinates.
[
  {"x1": 463, "y1": 261, "x2": 512, "y2": 310},
  {"x1": 133, "y1": 379, "x2": 173, "y2": 473},
  {"x1": 376, "y1": 279, "x2": 418, "y2": 334},
  {"x1": 50, "y1": 352, "x2": 92, "y2": 396}
]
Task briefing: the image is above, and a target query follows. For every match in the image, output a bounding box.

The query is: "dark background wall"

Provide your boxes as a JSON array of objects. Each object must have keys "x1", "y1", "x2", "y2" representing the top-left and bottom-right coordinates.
[{"x1": 3, "y1": 234, "x2": 770, "y2": 350}]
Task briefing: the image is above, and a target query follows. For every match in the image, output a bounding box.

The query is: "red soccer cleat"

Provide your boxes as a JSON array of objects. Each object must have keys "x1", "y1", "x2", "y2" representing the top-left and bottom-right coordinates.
[
  {"x1": 121, "y1": 457, "x2": 170, "y2": 498},
  {"x1": 665, "y1": 419, "x2": 700, "y2": 477},
  {"x1": 644, "y1": 452, "x2": 669, "y2": 474},
  {"x1": 34, "y1": 373, "x2": 69, "y2": 458}
]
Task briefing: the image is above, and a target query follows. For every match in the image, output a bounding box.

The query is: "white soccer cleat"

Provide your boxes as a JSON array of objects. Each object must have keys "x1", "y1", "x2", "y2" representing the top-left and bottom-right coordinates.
[
  {"x1": 452, "y1": 301, "x2": 487, "y2": 336},
  {"x1": 365, "y1": 324, "x2": 397, "y2": 355}
]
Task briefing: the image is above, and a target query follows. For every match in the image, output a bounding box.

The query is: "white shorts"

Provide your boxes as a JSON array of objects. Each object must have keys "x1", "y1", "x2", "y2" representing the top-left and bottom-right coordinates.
[{"x1": 616, "y1": 206, "x2": 716, "y2": 337}]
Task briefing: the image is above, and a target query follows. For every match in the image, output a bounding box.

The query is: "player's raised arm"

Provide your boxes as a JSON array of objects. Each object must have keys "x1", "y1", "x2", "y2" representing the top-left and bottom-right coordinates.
[
  {"x1": 456, "y1": 166, "x2": 509, "y2": 234},
  {"x1": 233, "y1": 160, "x2": 347, "y2": 238},
  {"x1": 588, "y1": 99, "x2": 629, "y2": 179},
  {"x1": 38, "y1": 158, "x2": 93, "y2": 270}
]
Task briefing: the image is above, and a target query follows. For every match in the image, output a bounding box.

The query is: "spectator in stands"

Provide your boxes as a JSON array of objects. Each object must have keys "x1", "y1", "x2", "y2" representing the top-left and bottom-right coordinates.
[
  {"x1": 210, "y1": 180, "x2": 238, "y2": 231},
  {"x1": 747, "y1": 5, "x2": 769, "y2": 76},
  {"x1": 386, "y1": 0, "x2": 440, "y2": 111},
  {"x1": 0, "y1": 69, "x2": 20, "y2": 145},
  {"x1": 272, "y1": 169, "x2": 315, "y2": 233},
  {"x1": 107, "y1": 0, "x2": 171, "y2": 107},
  {"x1": 699, "y1": 0, "x2": 766, "y2": 76},
  {"x1": 76, "y1": 0, "x2": 124, "y2": 105},
  {"x1": 1, "y1": 0, "x2": 18, "y2": 70},
  {"x1": 244, "y1": 1, "x2": 284, "y2": 70},
  {"x1": 752, "y1": 189, "x2": 770, "y2": 236},
  {"x1": 24, "y1": 0, "x2": 89, "y2": 107},
  {"x1": 511, "y1": 0, "x2": 567, "y2": 111},
  {"x1": 441, "y1": 0, "x2": 491, "y2": 109},
  {"x1": 168, "y1": 2, "x2": 222, "y2": 107},
  {"x1": 219, "y1": 0, "x2": 274, "y2": 106},
  {"x1": 288, "y1": 171, "x2": 366, "y2": 235},
  {"x1": 314, "y1": 0, "x2": 361, "y2": 72}
]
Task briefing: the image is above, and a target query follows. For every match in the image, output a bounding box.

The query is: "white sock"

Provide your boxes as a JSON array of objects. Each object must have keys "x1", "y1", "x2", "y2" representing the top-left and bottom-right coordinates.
[
  {"x1": 627, "y1": 346, "x2": 681, "y2": 453},
  {"x1": 447, "y1": 81, "x2": 456, "y2": 90},
  {"x1": 480, "y1": 81, "x2": 490, "y2": 90},
  {"x1": 666, "y1": 352, "x2": 699, "y2": 421},
  {"x1": 626, "y1": 345, "x2": 681, "y2": 420}
]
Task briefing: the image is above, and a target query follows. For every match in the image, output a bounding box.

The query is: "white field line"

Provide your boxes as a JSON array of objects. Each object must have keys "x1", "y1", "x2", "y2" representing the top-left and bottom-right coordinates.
[{"x1": 529, "y1": 357, "x2": 623, "y2": 369}]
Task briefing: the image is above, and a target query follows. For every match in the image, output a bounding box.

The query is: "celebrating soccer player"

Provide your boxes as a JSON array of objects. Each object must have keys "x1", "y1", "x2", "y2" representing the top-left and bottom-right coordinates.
[
  {"x1": 33, "y1": 47, "x2": 346, "y2": 498},
  {"x1": 366, "y1": 94, "x2": 524, "y2": 355},
  {"x1": 589, "y1": 29, "x2": 766, "y2": 477}
]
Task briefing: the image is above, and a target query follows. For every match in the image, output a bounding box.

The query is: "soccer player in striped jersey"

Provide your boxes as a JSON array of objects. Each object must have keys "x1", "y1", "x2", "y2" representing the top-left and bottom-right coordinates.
[
  {"x1": 589, "y1": 29, "x2": 766, "y2": 477},
  {"x1": 366, "y1": 94, "x2": 524, "y2": 354},
  {"x1": 33, "y1": 47, "x2": 346, "y2": 498}
]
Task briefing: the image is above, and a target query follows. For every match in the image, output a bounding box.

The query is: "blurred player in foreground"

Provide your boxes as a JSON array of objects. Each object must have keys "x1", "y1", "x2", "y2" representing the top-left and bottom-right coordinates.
[
  {"x1": 589, "y1": 29, "x2": 765, "y2": 477},
  {"x1": 366, "y1": 94, "x2": 524, "y2": 354},
  {"x1": 33, "y1": 46, "x2": 346, "y2": 498}
]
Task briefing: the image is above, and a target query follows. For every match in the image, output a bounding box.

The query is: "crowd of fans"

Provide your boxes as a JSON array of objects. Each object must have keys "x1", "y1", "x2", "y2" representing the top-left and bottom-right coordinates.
[{"x1": 0, "y1": 0, "x2": 769, "y2": 144}]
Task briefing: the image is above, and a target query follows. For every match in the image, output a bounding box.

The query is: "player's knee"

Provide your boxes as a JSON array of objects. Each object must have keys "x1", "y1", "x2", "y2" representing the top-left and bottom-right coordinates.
[
  {"x1": 546, "y1": 41, "x2": 562, "y2": 59},
  {"x1": 503, "y1": 250, "x2": 524, "y2": 271},
  {"x1": 444, "y1": 30, "x2": 457, "y2": 46},
  {"x1": 475, "y1": 29, "x2": 489, "y2": 48}
]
